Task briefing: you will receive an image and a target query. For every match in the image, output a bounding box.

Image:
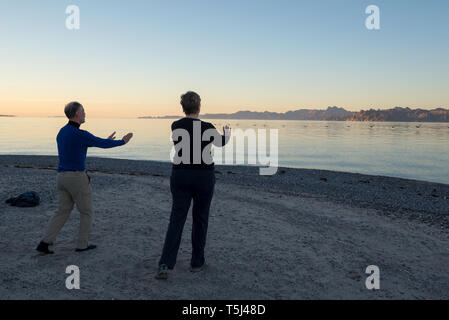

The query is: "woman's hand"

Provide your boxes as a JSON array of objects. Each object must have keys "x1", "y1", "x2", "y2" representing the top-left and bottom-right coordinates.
[
  {"x1": 107, "y1": 131, "x2": 116, "y2": 140},
  {"x1": 223, "y1": 125, "x2": 231, "y2": 136}
]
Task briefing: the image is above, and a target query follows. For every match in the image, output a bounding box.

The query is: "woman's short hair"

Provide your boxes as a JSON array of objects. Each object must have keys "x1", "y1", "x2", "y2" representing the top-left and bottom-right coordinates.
[
  {"x1": 180, "y1": 91, "x2": 201, "y2": 115},
  {"x1": 64, "y1": 101, "x2": 83, "y2": 119}
]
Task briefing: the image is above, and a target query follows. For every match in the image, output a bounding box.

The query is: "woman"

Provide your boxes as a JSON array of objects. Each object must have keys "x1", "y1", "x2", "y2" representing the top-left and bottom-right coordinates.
[{"x1": 156, "y1": 91, "x2": 230, "y2": 280}]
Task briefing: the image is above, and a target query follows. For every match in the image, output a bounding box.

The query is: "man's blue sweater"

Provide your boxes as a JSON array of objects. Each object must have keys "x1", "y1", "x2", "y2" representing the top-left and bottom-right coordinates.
[{"x1": 57, "y1": 121, "x2": 125, "y2": 172}]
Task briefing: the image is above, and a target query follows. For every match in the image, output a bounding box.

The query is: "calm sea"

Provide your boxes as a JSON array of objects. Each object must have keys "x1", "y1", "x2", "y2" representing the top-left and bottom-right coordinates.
[{"x1": 1, "y1": 117, "x2": 448, "y2": 184}]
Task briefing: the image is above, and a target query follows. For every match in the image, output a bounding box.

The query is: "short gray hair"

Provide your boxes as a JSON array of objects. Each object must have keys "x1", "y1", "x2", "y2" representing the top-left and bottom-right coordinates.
[
  {"x1": 180, "y1": 91, "x2": 201, "y2": 115},
  {"x1": 64, "y1": 101, "x2": 83, "y2": 119}
]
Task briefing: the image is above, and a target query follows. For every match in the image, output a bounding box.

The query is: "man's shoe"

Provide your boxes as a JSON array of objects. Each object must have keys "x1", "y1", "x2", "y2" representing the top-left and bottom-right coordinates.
[
  {"x1": 36, "y1": 241, "x2": 54, "y2": 254},
  {"x1": 75, "y1": 245, "x2": 97, "y2": 252},
  {"x1": 155, "y1": 264, "x2": 169, "y2": 280}
]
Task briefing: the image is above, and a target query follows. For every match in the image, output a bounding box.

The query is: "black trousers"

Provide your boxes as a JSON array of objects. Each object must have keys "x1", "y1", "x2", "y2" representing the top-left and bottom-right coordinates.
[{"x1": 159, "y1": 169, "x2": 215, "y2": 268}]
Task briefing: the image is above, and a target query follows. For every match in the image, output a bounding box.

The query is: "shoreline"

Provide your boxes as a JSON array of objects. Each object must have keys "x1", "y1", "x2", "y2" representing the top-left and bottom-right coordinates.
[{"x1": 1, "y1": 155, "x2": 448, "y2": 216}]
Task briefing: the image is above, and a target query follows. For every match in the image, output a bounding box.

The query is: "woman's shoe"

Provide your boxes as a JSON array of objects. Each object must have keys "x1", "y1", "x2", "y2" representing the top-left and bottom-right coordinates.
[
  {"x1": 190, "y1": 264, "x2": 205, "y2": 273},
  {"x1": 155, "y1": 264, "x2": 169, "y2": 280}
]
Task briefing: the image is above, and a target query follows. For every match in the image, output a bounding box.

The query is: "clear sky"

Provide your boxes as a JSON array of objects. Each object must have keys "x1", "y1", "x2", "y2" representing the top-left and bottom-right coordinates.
[{"x1": 0, "y1": 0, "x2": 448, "y2": 117}]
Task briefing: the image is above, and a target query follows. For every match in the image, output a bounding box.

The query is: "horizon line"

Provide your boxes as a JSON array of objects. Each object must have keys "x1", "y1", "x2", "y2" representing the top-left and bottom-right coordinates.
[{"x1": 3, "y1": 105, "x2": 449, "y2": 118}]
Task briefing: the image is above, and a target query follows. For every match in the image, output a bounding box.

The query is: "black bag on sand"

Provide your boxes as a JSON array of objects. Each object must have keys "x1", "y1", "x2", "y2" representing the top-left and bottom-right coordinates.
[{"x1": 5, "y1": 191, "x2": 40, "y2": 207}]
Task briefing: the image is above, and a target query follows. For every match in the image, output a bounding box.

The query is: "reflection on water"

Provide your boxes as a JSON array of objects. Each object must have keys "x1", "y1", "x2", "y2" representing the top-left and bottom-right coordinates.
[{"x1": 0, "y1": 117, "x2": 448, "y2": 184}]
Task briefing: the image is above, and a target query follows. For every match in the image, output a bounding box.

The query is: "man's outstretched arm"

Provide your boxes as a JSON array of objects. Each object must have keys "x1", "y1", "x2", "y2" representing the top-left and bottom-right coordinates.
[{"x1": 81, "y1": 130, "x2": 133, "y2": 148}]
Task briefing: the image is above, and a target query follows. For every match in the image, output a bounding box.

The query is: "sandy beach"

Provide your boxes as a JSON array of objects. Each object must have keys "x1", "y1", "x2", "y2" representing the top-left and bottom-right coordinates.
[{"x1": 0, "y1": 155, "x2": 448, "y2": 299}]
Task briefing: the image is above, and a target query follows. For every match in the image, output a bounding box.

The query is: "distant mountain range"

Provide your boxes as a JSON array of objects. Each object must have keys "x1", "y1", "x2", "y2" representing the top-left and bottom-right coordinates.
[
  {"x1": 347, "y1": 107, "x2": 449, "y2": 122},
  {"x1": 0, "y1": 115, "x2": 16, "y2": 117},
  {"x1": 139, "y1": 107, "x2": 449, "y2": 122}
]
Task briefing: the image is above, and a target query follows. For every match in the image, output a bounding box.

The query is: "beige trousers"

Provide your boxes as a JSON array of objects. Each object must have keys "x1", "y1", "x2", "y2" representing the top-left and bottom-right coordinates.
[{"x1": 42, "y1": 171, "x2": 93, "y2": 249}]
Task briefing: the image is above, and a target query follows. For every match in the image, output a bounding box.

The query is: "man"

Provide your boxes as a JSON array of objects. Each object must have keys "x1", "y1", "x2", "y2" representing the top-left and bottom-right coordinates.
[{"x1": 36, "y1": 101, "x2": 133, "y2": 254}]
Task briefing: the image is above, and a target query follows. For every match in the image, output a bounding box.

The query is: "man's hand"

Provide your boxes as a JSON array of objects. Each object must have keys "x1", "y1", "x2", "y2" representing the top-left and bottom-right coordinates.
[
  {"x1": 223, "y1": 125, "x2": 231, "y2": 137},
  {"x1": 122, "y1": 133, "x2": 133, "y2": 144},
  {"x1": 107, "y1": 131, "x2": 116, "y2": 140}
]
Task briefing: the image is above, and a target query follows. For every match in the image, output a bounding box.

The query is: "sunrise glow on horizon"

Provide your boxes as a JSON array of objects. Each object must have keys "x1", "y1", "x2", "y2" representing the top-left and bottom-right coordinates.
[{"x1": 1, "y1": 0, "x2": 448, "y2": 118}]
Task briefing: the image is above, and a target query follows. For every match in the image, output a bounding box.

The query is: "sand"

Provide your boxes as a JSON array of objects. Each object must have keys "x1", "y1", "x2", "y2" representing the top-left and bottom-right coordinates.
[{"x1": 0, "y1": 155, "x2": 448, "y2": 299}]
